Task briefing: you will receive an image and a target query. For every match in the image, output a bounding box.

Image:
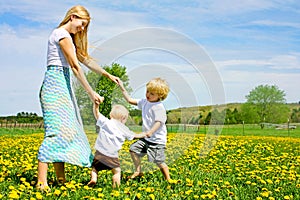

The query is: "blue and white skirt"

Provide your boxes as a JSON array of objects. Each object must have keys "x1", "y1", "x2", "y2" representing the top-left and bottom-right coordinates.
[{"x1": 38, "y1": 65, "x2": 93, "y2": 167}]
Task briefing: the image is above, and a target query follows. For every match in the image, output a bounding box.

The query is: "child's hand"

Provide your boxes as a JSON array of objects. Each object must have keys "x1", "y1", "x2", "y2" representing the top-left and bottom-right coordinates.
[{"x1": 95, "y1": 96, "x2": 104, "y2": 105}]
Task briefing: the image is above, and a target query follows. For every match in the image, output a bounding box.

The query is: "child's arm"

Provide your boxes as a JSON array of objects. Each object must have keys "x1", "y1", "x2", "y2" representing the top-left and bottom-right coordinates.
[
  {"x1": 93, "y1": 96, "x2": 104, "y2": 120},
  {"x1": 119, "y1": 81, "x2": 138, "y2": 105},
  {"x1": 133, "y1": 132, "x2": 147, "y2": 139},
  {"x1": 145, "y1": 121, "x2": 162, "y2": 138}
]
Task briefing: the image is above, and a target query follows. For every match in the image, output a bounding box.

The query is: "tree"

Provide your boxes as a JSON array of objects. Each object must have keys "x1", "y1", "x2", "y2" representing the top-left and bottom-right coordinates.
[
  {"x1": 241, "y1": 84, "x2": 289, "y2": 128},
  {"x1": 74, "y1": 63, "x2": 132, "y2": 125}
]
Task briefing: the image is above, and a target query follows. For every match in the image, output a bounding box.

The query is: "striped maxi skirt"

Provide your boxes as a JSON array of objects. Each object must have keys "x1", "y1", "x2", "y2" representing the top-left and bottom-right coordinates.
[{"x1": 38, "y1": 65, "x2": 93, "y2": 167}]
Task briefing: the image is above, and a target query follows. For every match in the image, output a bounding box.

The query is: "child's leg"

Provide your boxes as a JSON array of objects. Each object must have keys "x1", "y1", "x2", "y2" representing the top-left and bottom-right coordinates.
[
  {"x1": 87, "y1": 167, "x2": 98, "y2": 186},
  {"x1": 53, "y1": 162, "x2": 66, "y2": 184},
  {"x1": 111, "y1": 167, "x2": 121, "y2": 188},
  {"x1": 157, "y1": 162, "x2": 170, "y2": 180},
  {"x1": 128, "y1": 151, "x2": 144, "y2": 178},
  {"x1": 37, "y1": 160, "x2": 49, "y2": 189}
]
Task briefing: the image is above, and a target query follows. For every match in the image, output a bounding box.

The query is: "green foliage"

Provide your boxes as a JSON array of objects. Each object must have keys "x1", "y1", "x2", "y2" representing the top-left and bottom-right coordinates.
[
  {"x1": 75, "y1": 63, "x2": 132, "y2": 124},
  {"x1": 75, "y1": 71, "x2": 101, "y2": 125},
  {"x1": 95, "y1": 63, "x2": 132, "y2": 118},
  {"x1": 241, "y1": 85, "x2": 289, "y2": 126}
]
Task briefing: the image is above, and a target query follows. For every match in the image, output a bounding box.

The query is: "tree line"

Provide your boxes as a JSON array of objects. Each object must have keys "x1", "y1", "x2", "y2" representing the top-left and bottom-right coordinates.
[
  {"x1": 0, "y1": 112, "x2": 43, "y2": 123},
  {"x1": 2, "y1": 64, "x2": 299, "y2": 129},
  {"x1": 74, "y1": 64, "x2": 300, "y2": 129}
]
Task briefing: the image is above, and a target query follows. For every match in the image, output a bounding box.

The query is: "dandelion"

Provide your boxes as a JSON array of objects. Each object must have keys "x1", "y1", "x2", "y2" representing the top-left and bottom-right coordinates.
[
  {"x1": 111, "y1": 190, "x2": 120, "y2": 197},
  {"x1": 136, "y1": 193, "x2": 142, "y2": 199},
  {"x1": 149, "y1": 194, "x2": 155, "y2": 200},
  {"x1": 54, "y1": 189, "x2": 61, "y2": 196},
  {"x1": 98, "y1": 193, "x2": 104, "y2": 198},
  {"x1": 35, "y1": 192, "x2": 43, "y2": 200},
  {"x1": 8, "y1": 190, "x2": 19, "y2": 199},
  {"x1": 185, "y1": 190, "x2": 193, "y2": 195}
]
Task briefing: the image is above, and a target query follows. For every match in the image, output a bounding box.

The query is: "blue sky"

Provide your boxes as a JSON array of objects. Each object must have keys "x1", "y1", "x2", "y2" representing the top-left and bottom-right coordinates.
[{"x1": 0, "y1": 0, "x2": 299, "y2": 116}]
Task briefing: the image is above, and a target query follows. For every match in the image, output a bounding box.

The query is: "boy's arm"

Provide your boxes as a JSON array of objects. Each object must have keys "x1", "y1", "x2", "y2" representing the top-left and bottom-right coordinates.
[
  {"x1": 93, "y1": 96, "x2": 104, "y2": 120},
  {"x1": 119, "y1": 81, "x2": 138, "y2": 105},
  {"x1": 145, "y1": 121, "x2": 162, "y2": 138},
  {"x1": 93, "y1": 103, "x2": 100, "y2": 120},
  {"x1": 133, "y1": 132, "x2": 147, "y2": 139}
]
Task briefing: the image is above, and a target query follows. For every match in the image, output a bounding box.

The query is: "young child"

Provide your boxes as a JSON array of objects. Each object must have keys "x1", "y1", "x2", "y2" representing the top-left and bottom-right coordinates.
[
  {"x1": 88, "y1": 99, "x2": 146, "y2": 188},
  {"x1": 119, "y1": 77, "x2": 171, "y2": 180}
]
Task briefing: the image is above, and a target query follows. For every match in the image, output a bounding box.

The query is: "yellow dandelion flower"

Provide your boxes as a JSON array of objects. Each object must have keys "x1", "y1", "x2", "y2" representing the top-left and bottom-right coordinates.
[
  {"x1": 54, "y1": 189, "x2": 61, "y2": 196},
  {"x1": 145, "y1": 187, "x2": 152, "y2": 192},
  {"x1": 98, "y1": 193, "x2": 104, "y2": 198},
  {"x1": 261, "y1": 191, "x2": 269, "y2": 197},
  {"x1": 112, "y1": 190, "x2": 120, "y2": 197},
  {"x1": 20, "y1": 177, "x2": 26, "y2": 182},
  {"x1": 149, "y1": 194, "x2": 155, "y2": 200},
  {"x1": 136, "y1": 193, "x2": 142, "y2": 199},
  {"x1": 36, "y1": 192, "x2": 43, "y2": 200},
  {"x1": 284, "y1": 196, "x2": 290, "y2": 200},
  {"x1": 256, "y1": 197, "x2": 262, "y2": 200},
  {"x1": 246, "y1": 181, "x2": 251, "y2": 185},
  {"x1": 8, "y1": 191, "x2": 19, "y2": 199},
  {"x1": 185, "y1": 190, "x2": 193, "y2": 195}
]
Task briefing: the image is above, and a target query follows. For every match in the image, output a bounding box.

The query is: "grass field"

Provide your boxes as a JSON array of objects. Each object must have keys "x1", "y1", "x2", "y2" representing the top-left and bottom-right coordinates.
[{"x1": 0, "y1": 126, "x2": 299, "y2": 199}]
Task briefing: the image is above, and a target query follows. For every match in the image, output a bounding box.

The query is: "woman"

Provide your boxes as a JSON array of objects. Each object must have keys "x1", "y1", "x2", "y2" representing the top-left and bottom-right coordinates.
[{"x1": 37, "y1": 5, "x2": 120, "y2": 190}]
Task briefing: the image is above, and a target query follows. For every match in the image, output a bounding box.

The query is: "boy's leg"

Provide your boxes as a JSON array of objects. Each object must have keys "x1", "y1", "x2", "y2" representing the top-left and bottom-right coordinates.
[
  {"x1": 112, "y1": 167, "x2": 121, "y2": 188},
  {"x1": 87, "y1": 167, "x2": 98, "y2": 186},
  {"x1": 53, "y1": 162, "x2": 66, "y2": 184},
  {"x1": 128, "y1": 150, "x2": 144, "y2": 178},
  {"x1": 37, "y1": 160, "x2": 49, "y2": 189},
  {"x1": 157, "y1": 162, "x2": 171, "y2": 180}
]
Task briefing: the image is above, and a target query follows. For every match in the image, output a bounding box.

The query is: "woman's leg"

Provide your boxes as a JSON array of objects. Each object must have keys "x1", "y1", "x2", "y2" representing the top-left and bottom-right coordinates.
[
  {"x1": 37, "y1": 160, "x2": 50, "y2": 190},
  {"x1": 53, "y1": 162, "x2": 66, "y2": 184}
]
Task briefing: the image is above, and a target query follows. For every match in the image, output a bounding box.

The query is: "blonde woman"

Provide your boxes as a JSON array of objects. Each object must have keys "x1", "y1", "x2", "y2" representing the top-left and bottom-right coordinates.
[{"x1": 37, "y1": 5, "x2": 120, "y2": 190}]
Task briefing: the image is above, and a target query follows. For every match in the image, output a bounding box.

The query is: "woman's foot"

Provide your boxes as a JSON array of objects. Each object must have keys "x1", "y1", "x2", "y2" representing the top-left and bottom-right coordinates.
[
  {"x1": 36, "y1": 182, "x2": 50, "y2": 192},
  {"x1": 127, "y1": 172, "x2": 144, "y2": 179}
]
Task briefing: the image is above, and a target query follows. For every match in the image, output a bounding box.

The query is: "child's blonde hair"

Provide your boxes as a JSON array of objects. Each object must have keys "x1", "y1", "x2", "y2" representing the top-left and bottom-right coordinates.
[
  {"x1": 58, "y1": 5, "x2": 91, "y2": 62},
  {"x1": 146, "y1": 78, "x2": 170, "y2": 101},
  {"x1": 110, "y1": 104, "x2": 129, "y2": 121}
]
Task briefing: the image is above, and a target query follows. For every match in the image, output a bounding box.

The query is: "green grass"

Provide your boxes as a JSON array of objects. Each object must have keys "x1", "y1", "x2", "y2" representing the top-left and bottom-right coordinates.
[{"x1": 0, "y1": 126, "x2": 299, "y2": 199}]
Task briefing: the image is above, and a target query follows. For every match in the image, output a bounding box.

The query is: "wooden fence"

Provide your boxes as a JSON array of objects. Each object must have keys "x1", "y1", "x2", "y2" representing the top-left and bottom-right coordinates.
[{"x1": 0, "y1": 121, "x2": 44, "y2": 129}]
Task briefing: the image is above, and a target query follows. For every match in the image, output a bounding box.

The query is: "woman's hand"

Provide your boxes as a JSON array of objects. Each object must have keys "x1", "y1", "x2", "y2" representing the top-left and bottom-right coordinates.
[
  {"x1": 109, "y1": 74, "x2": 121, "y2": 85},
  {"x1": 89, "y1": 91, "x2": 104, "y2": 104}
]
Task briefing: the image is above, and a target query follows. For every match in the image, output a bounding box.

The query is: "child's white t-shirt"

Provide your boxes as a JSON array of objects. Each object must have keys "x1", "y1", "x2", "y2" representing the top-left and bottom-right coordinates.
[
  {"x1": 95, "y1": 113, "x2": 135, "y2": 158},
  {"x1": 47, "y1": 28, "x2": 75, "y2": 67},
  {"x1": 137, "y1": 99, "x2": 167, "y2": 145}
]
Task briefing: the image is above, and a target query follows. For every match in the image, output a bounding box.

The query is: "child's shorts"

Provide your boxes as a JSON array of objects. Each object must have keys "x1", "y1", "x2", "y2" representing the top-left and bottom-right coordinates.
[
  {"x1": 92, "y1": 150, "x2": 120, "y2": 171},
  {"x1": 130, "y1": 138, "x2": 166, "y2": 164}
]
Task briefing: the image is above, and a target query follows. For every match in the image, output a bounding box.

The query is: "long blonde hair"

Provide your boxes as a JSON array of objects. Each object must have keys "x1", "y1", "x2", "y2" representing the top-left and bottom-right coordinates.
[{"x1": 58, "y1": 5, "x2": 91, "y2": 62}]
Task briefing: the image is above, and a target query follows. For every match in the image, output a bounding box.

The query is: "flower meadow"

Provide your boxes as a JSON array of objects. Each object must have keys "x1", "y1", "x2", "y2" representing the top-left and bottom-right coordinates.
[{"x1": 0, "y1": 130, "x2": 299, "y2": 199}]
